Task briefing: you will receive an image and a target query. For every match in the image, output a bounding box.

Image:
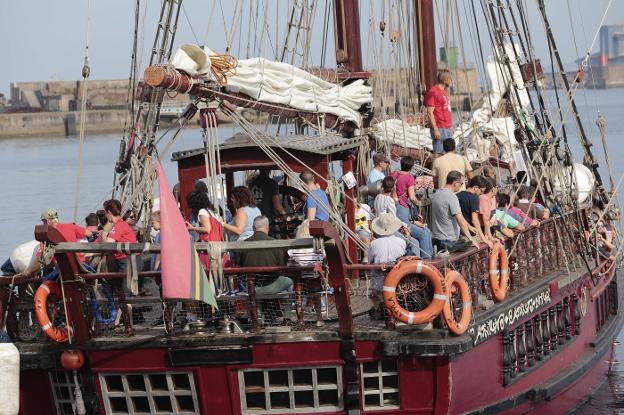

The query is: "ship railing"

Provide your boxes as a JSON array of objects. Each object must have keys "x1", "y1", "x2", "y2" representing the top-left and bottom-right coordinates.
[
  {"x1": 80, "y1": 264, "x2": 333, "y2": 339},
  {"x1": 0, "y1": 212, "x2": 593, "y2": 344},
  {"x1": 0, "y1": 237, "x2": 352, "y2": 342},
  {"x1": 427, "y1": 209, "x2": 589, "y2": 312}
]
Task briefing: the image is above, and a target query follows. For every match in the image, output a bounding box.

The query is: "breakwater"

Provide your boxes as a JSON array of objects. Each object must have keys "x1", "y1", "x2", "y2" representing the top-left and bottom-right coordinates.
[{"x1": 0, "y1": 110, "x2": 128, "y2": 138}]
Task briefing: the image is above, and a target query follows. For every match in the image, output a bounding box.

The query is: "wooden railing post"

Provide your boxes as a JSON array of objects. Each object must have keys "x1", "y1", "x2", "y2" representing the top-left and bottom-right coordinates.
[
  {"x1": 509, "y1": 329, "x2": 517, "y2": 379},
  {"x1": 516, "y1": 325, "x2": 526, "y2": 373},
  {"x1": 549, "y1": 307, "x2": 558, "y2": 351},
  {"x1": 557, "y1": 302, "x2": 565, "y2": 345},
  {"x1": 294, "y1": 277, "x2": 305, "y2": 330},
  {"x1": 534, "y1": 315, "x2": 543, "y2": 361},
  {"x1": 573, "y1": 293, "x2": 581, "y2": 335},
  {"x1": 309, "y1": 221, "x2": 353, "y2": 337},
  {"x1": 542, "y1": 311, "x2": 550, "y2": 356},
  {"x1": 502, "y1": 330, "x2": 513, "y2": 385},
  {"x1": 247, "y1": 274, "x2": 260, "y2": 332},
  {"x1": 564, "y1": 297, "x2": 572, "y2": 340},
  {"x1": 34, "y1": 224, "x2": 91, "y2": 347},
  {"x1": 525, "y1": 320, "x2": 535, "y2": 367}
]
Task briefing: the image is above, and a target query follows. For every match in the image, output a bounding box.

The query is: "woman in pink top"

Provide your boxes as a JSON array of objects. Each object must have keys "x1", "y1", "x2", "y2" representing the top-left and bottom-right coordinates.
[
  {"x1": 390, "y1": 156, "x2": 418, "y2": 224},
  {"x1": 509, "y1": 196, "x2": 539, "y2": 227}
]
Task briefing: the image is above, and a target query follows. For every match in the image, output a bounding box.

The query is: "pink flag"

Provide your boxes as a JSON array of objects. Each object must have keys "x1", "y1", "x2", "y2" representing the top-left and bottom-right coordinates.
[{"x1": 156, "y1": 160, "x2": 217, "y2": 307}]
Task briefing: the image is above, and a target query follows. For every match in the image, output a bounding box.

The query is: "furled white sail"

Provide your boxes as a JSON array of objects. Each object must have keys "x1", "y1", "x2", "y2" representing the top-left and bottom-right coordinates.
[
  {"x1": 171, "y1": 44, "x2": 373, "y2": 127},
  {"x1": 370, "y1": 119, "x2": 433, "y2": 150},
  {"x1": 460, "y1": 41, "x2": 531, "y2": 164}
]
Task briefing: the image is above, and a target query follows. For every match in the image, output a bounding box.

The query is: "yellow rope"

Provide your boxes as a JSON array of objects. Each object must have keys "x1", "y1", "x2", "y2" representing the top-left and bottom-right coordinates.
[{"x1": 210, "y1": 54, "x2": 238, "y2": 86}]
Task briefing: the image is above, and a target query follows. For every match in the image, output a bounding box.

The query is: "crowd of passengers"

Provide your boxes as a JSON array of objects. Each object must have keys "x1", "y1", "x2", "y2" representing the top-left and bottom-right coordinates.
[
  {"x1": 1, "y1": 69, "x2": 614, "y2": 330},
  {"x1": 2, "y1": 172, "x2": 333, "y2": 327}
]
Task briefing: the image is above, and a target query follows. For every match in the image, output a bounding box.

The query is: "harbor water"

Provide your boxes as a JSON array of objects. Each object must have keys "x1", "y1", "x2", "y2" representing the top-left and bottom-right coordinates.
[{"x1": 0, "y1": 88, "x2": 623, "y2": 412}]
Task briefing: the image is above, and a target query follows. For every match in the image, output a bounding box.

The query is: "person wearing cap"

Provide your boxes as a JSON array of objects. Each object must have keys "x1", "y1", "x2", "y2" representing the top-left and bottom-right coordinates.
[
  {"x1": 367, "y1": 153, "x2": 390, "y2": 205},
  {"x1": 41, "y1": 208, "x2": 93, "y2": 245},
  {"x1": 367, "y1": 213, "x2": 408, "y2": 320}
]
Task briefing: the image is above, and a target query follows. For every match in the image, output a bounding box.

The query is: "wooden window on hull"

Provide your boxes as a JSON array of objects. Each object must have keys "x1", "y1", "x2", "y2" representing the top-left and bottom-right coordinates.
[
  {"x1": 99, "y1": 372, "x2": 199, "y2": 414},
  {"x1": 360, "y1": 360, "x2": 400, "y2": 410},
  {"x1": 238, "y1": 366, "x2": 343, "y2": 414}
]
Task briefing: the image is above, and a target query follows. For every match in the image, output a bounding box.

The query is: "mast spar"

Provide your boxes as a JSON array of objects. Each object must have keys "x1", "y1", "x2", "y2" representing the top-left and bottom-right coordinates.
[
  {"x1": 333, "y1": 0, "x2": 363, "y2": 73},
  {"x1": 414, "y1": 0, "x2": 437, "y2": 99}
]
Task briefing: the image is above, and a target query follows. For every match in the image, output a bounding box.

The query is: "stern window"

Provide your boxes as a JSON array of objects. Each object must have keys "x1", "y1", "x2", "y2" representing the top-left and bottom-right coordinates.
[
  {"x1": 238, "y1": 366, "x2": 343, "y2": 414},
  {"x1": 360, "y1": 360, "x2": 400, "y2": 410},
  {"x1": 99, "y1": 372, "x2": 199, "y2": 414}
]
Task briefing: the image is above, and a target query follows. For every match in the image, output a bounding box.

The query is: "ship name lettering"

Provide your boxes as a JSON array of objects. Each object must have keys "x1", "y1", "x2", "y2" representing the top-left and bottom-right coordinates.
[{"x1": 469, "y1": 289, "x2": 551, "y2": 344}]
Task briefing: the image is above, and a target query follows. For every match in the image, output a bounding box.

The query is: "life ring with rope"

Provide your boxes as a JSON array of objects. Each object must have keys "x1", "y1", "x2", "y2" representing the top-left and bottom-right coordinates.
[
  {"x1": 489, "y1": 242, "x2": 509, "y2": 302},
  {"x1": 442, "y1": 270, "x2": 472, "y2": 335},
  {"x1": 382, "y1": 258, "x2": 447, "y2": 325},
  {"x1": 34, "y1": 280, "x2": 72, "y2": 343}
]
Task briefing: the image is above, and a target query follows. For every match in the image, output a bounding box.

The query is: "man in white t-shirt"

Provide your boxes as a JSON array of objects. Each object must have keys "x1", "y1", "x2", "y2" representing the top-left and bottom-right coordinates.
[{"x1": 432, "y1": 139, "x2": 473, "y2": 190}]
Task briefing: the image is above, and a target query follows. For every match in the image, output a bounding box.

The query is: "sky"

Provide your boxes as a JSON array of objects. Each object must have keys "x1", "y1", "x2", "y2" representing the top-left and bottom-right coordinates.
[{"x1": 0, "y1": 0, "x2": 622, "y2": 97}]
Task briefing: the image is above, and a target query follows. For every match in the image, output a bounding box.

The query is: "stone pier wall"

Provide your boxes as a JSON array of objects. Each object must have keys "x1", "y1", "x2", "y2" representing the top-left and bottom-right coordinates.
[{"x1": 0, "y1": 110, "x2": 129, "y2": 138}]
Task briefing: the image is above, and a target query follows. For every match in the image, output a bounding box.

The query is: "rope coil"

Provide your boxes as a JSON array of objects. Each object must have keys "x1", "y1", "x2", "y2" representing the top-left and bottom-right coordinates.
[{"x1": 210, "y1": 54, "x2": 238, "y2": 86}]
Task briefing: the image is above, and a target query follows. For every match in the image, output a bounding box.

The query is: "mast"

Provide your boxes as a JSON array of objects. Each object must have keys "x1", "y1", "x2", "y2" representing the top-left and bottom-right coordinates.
[
  {"x1": 333, "y1": 0, "x2": 363, "y2": 73},
  {"x1": 414, "y1": 0, "x2": 437, "y2": 95},
  {"x1": 332, "y1": 2, "x2": 363, "y2": 414},
  {"x1": 537, "y1": 0, "x2": 608, "y2": 204}
]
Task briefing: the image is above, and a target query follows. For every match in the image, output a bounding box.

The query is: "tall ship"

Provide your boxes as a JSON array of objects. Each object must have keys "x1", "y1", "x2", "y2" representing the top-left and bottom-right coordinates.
[{"x1": 0, "y1": 1, "x2": 621, "y2": 414}]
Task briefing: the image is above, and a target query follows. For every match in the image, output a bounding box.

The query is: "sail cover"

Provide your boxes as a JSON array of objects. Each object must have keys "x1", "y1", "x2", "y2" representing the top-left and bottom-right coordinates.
[
  {"x1": 156, "y1": 159, "x2": 217, "y2": 308},
  {"x1": 371, "y1": 119, "x2": 433, "y2": 150},
  {"x1": 171, "y1": 44, "x2": 373, "y2": 127}
]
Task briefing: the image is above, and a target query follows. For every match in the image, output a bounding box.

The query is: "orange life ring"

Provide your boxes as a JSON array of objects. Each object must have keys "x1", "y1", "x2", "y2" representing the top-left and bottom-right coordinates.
[
  {"x1": 442, "y1": 270, "x2": 472, "y2": 335},
  {"x1": 34, "y1": 280, "x2": 72, "y2": 343},
  {"x1": 382, "y1": 258, "x2": 447, "y2": 324},
  {"x1": 489, "y1": 242, "x2": 509, "y2": 302}
]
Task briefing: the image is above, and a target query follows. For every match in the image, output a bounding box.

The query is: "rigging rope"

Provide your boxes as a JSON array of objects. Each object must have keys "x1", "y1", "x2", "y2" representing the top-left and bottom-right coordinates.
[{"x1": 73, "y1": 0, "x2": 92, "y2": 223}]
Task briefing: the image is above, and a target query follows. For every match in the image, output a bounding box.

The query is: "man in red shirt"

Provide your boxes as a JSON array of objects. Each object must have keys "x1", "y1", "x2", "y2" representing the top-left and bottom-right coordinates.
[
  {"x1": 40, "y1": 208, "x2": 92, "y2": 243},
  {"x1": 17, "y1": 208, "x2": 94, "y2": 277},
  {"x1": 425, "y1": 69, "x2": 453, "y2": 158},
  {"x1": 41, "y1": 208, "x2": 93, "y2": 264}
]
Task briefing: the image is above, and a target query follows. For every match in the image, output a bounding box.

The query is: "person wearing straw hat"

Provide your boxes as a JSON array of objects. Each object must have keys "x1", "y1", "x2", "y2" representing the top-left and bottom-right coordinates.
[{"x1": 367, "y1": 213, "x2": 408, "y2": 320}]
